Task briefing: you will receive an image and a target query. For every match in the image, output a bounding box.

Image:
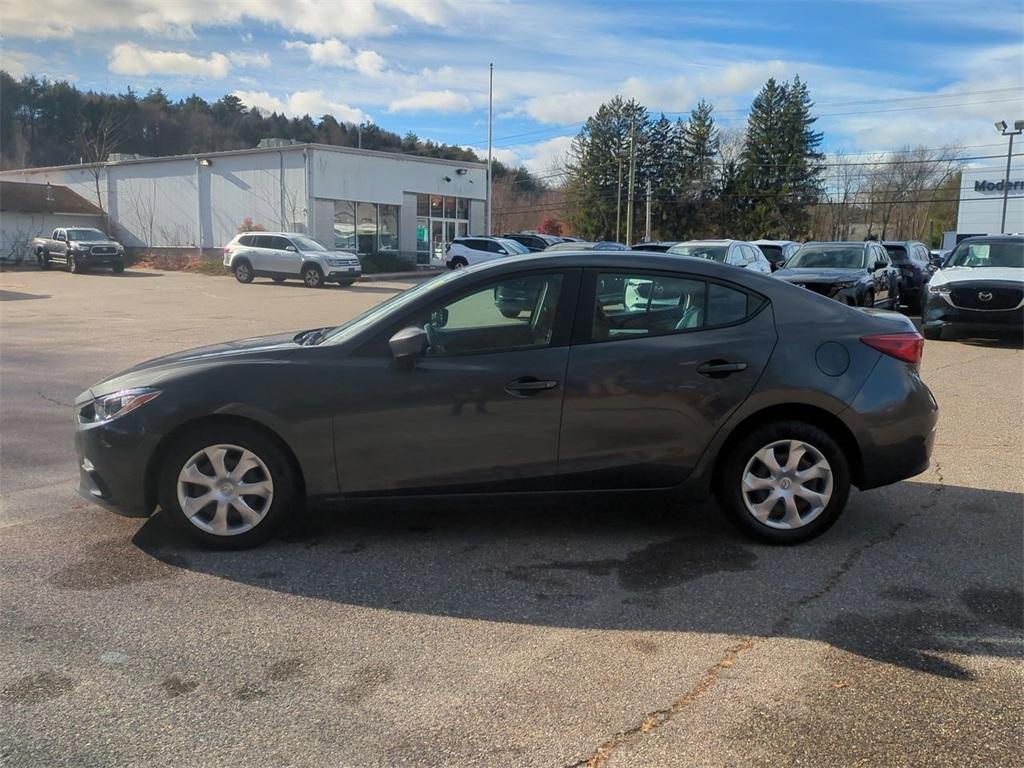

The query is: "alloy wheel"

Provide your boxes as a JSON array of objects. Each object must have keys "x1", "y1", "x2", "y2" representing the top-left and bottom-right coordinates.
[
  {"x1": 740, "y1": 439, "x2": 833, "y2": 530},
  {"x1": 303, "y1": 268, "x2": 322, "y2": 287},
  {"x1": 176, "y1": 443, "x2": 274, "y2": 536}
]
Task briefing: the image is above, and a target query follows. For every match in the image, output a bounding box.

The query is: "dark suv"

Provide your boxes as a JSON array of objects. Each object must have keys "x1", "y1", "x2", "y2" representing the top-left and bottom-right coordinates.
[
  {"x1": 883, "y1": 241, "x2": 934, "y2": 313},
  {"x1": 772, "y1": 242, "x2": 901, "y2": 308},
  {"x1": 503, "y1": 233, "x2": 563, "y2": 252}
]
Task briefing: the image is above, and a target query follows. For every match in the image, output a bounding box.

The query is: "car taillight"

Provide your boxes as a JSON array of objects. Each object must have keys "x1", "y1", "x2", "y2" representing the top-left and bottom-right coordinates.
[{"x1": 860, "y1": 332, "x2": 924, "y2": 365}]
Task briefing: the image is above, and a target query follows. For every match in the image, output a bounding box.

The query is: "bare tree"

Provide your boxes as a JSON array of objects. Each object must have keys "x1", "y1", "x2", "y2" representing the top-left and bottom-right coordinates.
[
  {"x1": 73, "y1": 106, "x2": 128, "y2": 214},
  {"x1": 867, "y1": 145, "x2": 962, "y2": 240}
]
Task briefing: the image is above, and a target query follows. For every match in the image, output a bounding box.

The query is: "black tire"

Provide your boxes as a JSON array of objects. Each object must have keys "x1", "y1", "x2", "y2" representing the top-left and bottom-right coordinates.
[
  {"x1": 37, "y1": 250, "x2": 50, "y2": 270},
  {"x1": 337, "y1": 279, "x2": 357, "y2": 287},
  {"x1": 500, "y1": 309, "x2": 521, "y2": 319},
  {"x1": 272, "y1": 277, "x2": 286, "y2": 283},
  {"x1": 156, "y1": 422, "x2": 298, "y2": 549},
  {"x1": 922, "y1": 325, "x2": 943, "y2": 341},
  {"x1": 233, "y1": 260, "x2": 254, "y2": 284},
  {"x1": 302, "y1": 264, "x2": 324, "y2": 288},
  {"x1": 864, "y1": 291, "x2": 874, "y2": 308},
  {"x1": 112, "y1": 262, "x2": 125, "y2": 274},
  {"x1": 716, "y1": 420, "x2": 851, "y2": 545},
  {"x1": 906, "y1": 293, "x2": 923, "y2": 315},
  {"x1": 449, "y1": 257, "x2": 468, "y2": 269},
  {"x1": 66, "y1": 254, "x2": 84, "y2": 274}
]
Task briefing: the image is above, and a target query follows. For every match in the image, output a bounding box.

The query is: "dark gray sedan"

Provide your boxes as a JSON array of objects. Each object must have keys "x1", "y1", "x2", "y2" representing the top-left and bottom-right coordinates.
[{"x1": 74, "y1": 251, "x2": 938, "y2": 547}]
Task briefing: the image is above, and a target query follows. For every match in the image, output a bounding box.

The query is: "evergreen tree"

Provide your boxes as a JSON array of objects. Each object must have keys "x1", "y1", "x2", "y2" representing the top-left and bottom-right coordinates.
[
  {"x1": 777, "y1": 75, "x2": 824, "y2": 237},
  {"x1": 677, "y1": 99, "x2": 720, "y2": 237}
]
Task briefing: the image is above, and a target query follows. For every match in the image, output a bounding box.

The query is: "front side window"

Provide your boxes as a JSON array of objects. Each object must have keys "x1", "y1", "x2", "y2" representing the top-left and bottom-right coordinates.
[
  {"x1": 884, "y1": 245, "x2": 908, "y2": 264},
  {"x1": 417, "y1": 273, "x2": 565, "y2": 356},
  {"x1": 592, "y1": 272, "x2": 759, "y2": 342}
]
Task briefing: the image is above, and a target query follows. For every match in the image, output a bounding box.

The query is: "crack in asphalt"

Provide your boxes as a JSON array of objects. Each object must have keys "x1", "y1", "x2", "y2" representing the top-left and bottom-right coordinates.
[
  {"x1": 36, "y1": 390, "x2": 73, "y2": 408},
  {"x1": 565, "y1": 462, "x2": 946, "y2": 768}
]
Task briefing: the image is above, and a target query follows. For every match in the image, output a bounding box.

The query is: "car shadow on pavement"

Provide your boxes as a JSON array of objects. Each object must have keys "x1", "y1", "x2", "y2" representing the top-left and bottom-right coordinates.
[{"x1": 131, "y1": 481, "x2": 1023, "y2": 681}]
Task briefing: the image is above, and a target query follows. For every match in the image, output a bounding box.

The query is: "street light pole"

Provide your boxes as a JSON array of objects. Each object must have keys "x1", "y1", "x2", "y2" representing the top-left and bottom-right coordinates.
[
  {"x1": 995, "y1": 119, "x2": 1023, "y2": 235},
  {"x1": 616, "y1": 158, "x2": 622, "y2": 242},
  {"x1": 487, "y1": 63, "x2": 494, "y2": 236}
]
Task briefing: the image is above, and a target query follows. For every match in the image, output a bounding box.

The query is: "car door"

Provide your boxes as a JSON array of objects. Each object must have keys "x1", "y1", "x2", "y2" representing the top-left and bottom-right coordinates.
[
  {"x1": 868, "y1": 245, "x2": 890, "y2": 304},
  {"x1": 558, "y1": 269, "x2": 776, "y2": 489},
  {"x1": 264, "y1": 235, "x2": 299, "y2": 275},
  {"x1": 331, "y1": 269, "x2": 581, "y2": 495}
]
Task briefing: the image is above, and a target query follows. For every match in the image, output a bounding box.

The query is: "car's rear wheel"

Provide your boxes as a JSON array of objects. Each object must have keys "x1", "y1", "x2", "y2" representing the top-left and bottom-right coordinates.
[
  {"x1": 717, "y1": 420, "x2": 850, "y2": 544},
  {"x1": 233, "y1": 260, "x2": 254, "y2": 283},
  {"x1": 302, "y1": 264, "x2": 324, "y2": 288},
  {"x1": 157, "y1": 423, "x2": 296, "y2": 548},
  {"x1": 449, "y1": 257, "x2": 468, "y2": 269},
  {"x1": 37, "y1": 250, "x2": 50, "y2": 270},
  {"x1": 923, "y1": 325, "x2": 944, "y2": 341}
]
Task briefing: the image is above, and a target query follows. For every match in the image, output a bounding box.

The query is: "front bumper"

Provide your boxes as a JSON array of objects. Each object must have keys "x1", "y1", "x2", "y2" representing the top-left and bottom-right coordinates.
[
  {"x1": 74, "y1": 413, "x2": 161, "y2": 517},
  {"x1": 327, "y1": 268, "x2": 362, "y2": 282},
  {"x1": 75, "y1": 252, "x2": 124, "y2": 266},
  {"x1": 923, "y1": 294, "x2": 1024, "y2": 334}
]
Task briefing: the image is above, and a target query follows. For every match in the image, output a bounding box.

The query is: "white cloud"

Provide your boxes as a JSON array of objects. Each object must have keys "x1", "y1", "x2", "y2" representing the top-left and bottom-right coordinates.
[
  {"x1": 521, "y1": 90, "x2": 609, "y2": 124},
  {"x1": 233, "y1": 89, "x2": 369, "y2": 124},
  {"x1": 388, "y1": 90, "x2": 473, "y2": 113},
  {"x1": 470, "y1": 135, "x2": 575, "y2": 175},
  {"x1": 108, "y1": 43, "x2": 230, "y2": 78},
  {"x1": 0, "y1": 50, "x2": 45, "y2": 79},
  {"x1": 286, "y1": 39, "x2": 388, "y2": 77},
  {"x1": 5, "y1": 0, "x2": 463, "y2": 39},
  {"x1": 228, "y1": 51, "x2": 271, "y2": 69}
]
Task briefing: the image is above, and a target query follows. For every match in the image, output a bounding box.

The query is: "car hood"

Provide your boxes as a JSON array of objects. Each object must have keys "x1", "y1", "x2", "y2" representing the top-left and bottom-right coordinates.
[
  {"x1": 929, "y1": 266, "x2": 1024, "y2": 288},
  {"x1": 305, "y1": 250, "x2": 359, "y2": 259},
  {"x1": 73, "y1": 240, "x2": 120, "y2": 248},
  {"x1": 84, "y1": 329, "x2": 321, "y2": 398},
  {"x1": 773, "y1": 267, "x2": 865, "y2": 283}
]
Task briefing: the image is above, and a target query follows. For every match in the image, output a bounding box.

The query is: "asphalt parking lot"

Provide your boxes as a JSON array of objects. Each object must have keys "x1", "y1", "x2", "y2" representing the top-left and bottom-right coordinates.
[{"x1": 1, "y1": 266, "x2": 1021, "y2": 768}]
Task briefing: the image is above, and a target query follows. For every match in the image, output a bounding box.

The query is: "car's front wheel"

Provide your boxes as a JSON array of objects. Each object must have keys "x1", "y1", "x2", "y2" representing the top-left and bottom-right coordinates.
[
  {"x1": 112, "y1": 262, "x2": 125, "y2": 274},
  {"x1": 157, "y1": 423, "x2": 297, "y2": 548},
  {"x1": 67, "y1": 254, "x2": 84, "y2": 274},
  {"x1": 302, "y1": 264, "x2": 324, "y2": 288},
  {"x1": 500, "y1": 308, "x2": 521, "y2": 318},
  {"x1": 448, "y1": 257, "x2": 468, "y2": 269},
  {"x1": 923, "y1": 325, "x2": 944, "y2": 341},
  {"x1": 717, "y1": 420, "x2": 851, "y2": 544}
]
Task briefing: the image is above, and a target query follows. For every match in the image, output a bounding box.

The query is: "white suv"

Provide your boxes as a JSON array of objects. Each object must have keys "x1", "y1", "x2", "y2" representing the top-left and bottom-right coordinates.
[
  {"x1": 445, "y1": 236, "x2": 530, "y2": 268},
  {"x1": 667, "y1": 240, "x2": 772, "y2": 274},
  {"x1": 223, "y1": 232, "x2": 362, "y2": 288}
]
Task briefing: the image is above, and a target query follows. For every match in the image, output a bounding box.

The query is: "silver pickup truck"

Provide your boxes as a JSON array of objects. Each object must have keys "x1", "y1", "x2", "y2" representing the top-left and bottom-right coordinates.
[{"x1": 32, "y1": 227, "x2": 125, "y2": 274}]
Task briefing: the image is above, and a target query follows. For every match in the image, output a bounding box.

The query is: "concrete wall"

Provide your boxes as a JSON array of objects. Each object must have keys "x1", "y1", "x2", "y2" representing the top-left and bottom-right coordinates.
[
  {"x1": 0, "y1": 212, "x2": 105, "y2": 263},
  {"x1": 956, "y1": 164, "x2": 1024, "y2": 236},
  {"x1": 399, "y1": 192, "x2": 419, "y2": 257}
]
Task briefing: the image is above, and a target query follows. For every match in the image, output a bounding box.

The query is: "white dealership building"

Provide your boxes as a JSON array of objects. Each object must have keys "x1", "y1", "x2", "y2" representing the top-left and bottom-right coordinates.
[
  {"x1": 0, "y1": 141, "x2": 488, "y2": 268},
  {"x1": 953, "y1": 161, "x2": 1024, "y2": 242}
]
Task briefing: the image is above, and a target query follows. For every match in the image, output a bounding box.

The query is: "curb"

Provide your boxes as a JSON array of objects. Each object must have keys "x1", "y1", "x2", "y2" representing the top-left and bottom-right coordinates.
[{"x1": 357, "y1": 269, "x2": 444, "y2": 282}]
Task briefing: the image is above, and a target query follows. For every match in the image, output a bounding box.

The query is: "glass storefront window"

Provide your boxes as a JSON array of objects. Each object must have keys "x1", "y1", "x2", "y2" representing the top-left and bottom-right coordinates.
[
  {"x1": 417, "y1": 194, "x2": 429, "y2": 217},
  {"x1": 333, "y1": 201, "x2": 355, "y2": 251},
  {"x1": 416, "y1": 217, "x2": 429, "y2": 253},
  {"x1": 356, "y1": 202, "x2": 377, "y2": 256},
  {"x1": 430, "y1": 195, "x2": 443, "y2": 217},
  {"x1": 444, "y1": 196, "x2": 456, "y2": 218},
  {"x1": 379, "y1": 205, "x2": 399, "y2": 252},
  {"x1": 456, "y1": 197, "x2": 468, "y2": 219}
]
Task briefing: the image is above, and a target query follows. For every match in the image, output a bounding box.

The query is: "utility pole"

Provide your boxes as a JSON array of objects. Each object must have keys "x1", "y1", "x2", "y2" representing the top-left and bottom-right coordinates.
[
  {"x1": 615, "y1": 158, "x2": 623, "y2": 242},
  {"x1": 486, "y1": 62, "x2": 494, "y2": 236},
  {"x1": 644, "y1": 179, "x2": 652, "y2": 242},
  {"x1": 625, "y1": 116, "x2": 636, "y2": 245}
]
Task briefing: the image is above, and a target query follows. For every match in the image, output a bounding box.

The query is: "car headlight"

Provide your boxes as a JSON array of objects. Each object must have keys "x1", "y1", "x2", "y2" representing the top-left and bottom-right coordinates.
[
  {"x1": 72, "y1": 244, "x2": 90, "y2": 252},
  {"x1": 928, "y1": 284, "x2": 951, "y2": 294},
  {"x1": 326, "y1": 258, "x2": 346, "y2": 267},
  {"x1": 79, "y1": 388, "x2": 161, "y2": 424}
]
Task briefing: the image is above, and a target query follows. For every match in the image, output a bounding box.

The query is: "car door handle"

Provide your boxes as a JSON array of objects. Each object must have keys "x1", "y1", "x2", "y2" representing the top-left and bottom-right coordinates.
[
  {"x1": 505, "y1": 377, "x2": 559, "y2": 396},
  {"x1": 697, "y1": 361, "x2": 747, "y2": 378}
]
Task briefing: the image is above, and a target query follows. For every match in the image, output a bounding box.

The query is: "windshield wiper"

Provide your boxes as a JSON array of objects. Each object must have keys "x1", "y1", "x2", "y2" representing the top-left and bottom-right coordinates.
[{"x1": 294, "y1": 327, "x2": 332, "y2": 345}]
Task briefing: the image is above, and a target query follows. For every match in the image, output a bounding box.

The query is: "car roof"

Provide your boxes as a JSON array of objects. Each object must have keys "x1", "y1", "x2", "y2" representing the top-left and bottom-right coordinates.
[
  {"x1": 752, "y1": 239, "x2": 797, "y2": 246},
  {"x1": 673, "y1": 239, "x2": 736, "y2": 246},
  {"x1": 800, "y1": 241, "x2": 870, "y2": 248},
  {"x1": 956, "y1": 234, "x2": 1024, "y2": 244}
]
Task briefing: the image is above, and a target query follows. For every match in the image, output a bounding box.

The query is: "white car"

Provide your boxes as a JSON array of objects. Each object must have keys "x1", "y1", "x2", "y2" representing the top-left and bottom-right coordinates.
[
  {"x1": 753, "y1": 239, "x2": 801, "y2": 271},
  {"x1": 223, "y1": 232, "x2": 361, "y2": 288},
  {"x1": 668, "y1": 240, "x2": 772, "y2": 274},
  {"x1": 445, "y1": 236, "x2": 530, "y2": 268}
]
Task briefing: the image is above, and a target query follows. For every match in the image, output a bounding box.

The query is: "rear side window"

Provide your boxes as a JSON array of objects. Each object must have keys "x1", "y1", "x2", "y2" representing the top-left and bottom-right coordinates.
[
  {"x1": 591, "y1": 272, "x2": 763, "y2": 342},
  {"x1": 237, "y1": 235, "x2": 254, "y2": 246}
]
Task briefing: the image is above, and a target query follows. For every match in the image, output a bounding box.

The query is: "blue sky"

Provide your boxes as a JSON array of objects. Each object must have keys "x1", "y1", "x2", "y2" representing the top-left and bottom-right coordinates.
[{"x1": 2, "y1": 0, "x2": 1022, "y2": 172}]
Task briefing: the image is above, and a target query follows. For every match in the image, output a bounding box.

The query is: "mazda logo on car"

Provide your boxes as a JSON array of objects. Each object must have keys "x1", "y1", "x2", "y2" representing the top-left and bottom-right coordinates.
[{"x1": 978, "y1": 291, "x2": 993, "y2": 302}]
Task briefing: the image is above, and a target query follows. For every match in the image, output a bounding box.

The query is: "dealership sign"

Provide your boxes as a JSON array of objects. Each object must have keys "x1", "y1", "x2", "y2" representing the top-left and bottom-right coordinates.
[{"x1": 974, "y1": 179, "x2": 1024, "y2": 193}]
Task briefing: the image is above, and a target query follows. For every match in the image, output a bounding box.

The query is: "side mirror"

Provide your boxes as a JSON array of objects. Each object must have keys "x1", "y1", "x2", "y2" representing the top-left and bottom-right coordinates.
[
  {"x1": 498, "y1": 248, "x2": 508, "y2": 255},
  {"x1": 286, "y1": 245, "x2": 297, "y2": 252},
  {"x1": 873, "y1": 260, "x2": 886, "y2": 271},
  {"x1": 430, "y1": 307, "x2": 449, "y2": 328},
  {"x1": 388, "y1": 326, "x2": 428, "y2": 360}
]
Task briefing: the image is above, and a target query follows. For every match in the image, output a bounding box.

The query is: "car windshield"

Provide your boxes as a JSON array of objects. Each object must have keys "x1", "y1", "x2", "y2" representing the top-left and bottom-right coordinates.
[
  {"x1": 669, "y1": 244, "x2": 728, "y2": 262},
  {"x1": 946, "y1": 240, "x2": 1024, "y2": 268},
  {"x1": 883, "y1": 245, "x2": 909, "y2": 264},
  {"x1": 500, "y1": 239, "x2": 530, "y2": 254},
  {"x1": 757, "y1": 245, "x2": 783, "y2": 259},
  {"x1": 315, "y1": 270, "x2": 464, "y2": 345},
  {"x1": 67, "y1": 229, "x2": 107, "y2": 241},
  {"x1": 787, "y1": 246, "x2": 866, "y2": 269},
  {"x1": 291, "y1": 236, "x2": 327, "y2": 252}
]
